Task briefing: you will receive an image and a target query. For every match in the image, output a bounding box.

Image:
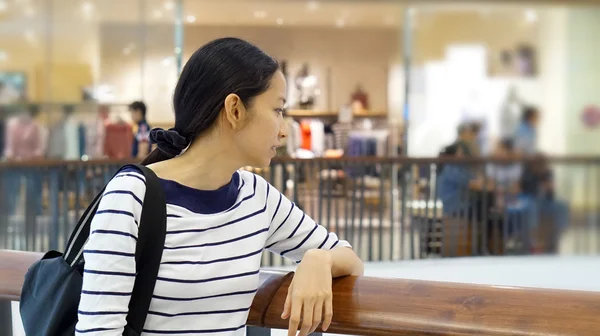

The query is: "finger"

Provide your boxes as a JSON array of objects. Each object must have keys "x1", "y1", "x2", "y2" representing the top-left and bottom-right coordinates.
[
  {"x1": 298, "y1": 300, "x2": 314, "y2": 336},
  {"x1": 287, "y1": 298, "x2": 302, "y2": 336},
  {"x1": 322, "y1": 297, "x2": 333, "y2": 331},
  {"x1": 282, "y1": 289, "x2": 292, "y2": 319},
  {"x1": 309, "y1": 299, "x2": 323, "y2": 334}
]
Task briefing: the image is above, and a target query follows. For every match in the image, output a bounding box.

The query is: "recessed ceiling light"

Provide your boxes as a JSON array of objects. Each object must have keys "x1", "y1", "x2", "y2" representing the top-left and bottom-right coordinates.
[
  {"x1": 307, "y1": 1, "x2": 319, "y2": 11},
  {"x1": 276, "y1": 18, "x2": 284, "y2": 25},
  {"x1": 0, "y1": 51, "x2": 8, "y2": 62},
  {"x1": 335, "y1": 18, "x2": 345, "y2": 28},
  {"x1": 253, "y1": 10, "x2": 267, "y2": 19},
  {"x1": 525, "y1": 9, "x2": 537, "y2": 23},
  {"x1": 164, "y1": 1, "x2": 174, "y2": 11},
  {"x1": 162, "y1": 57, "x2": 172, "y2": 66},
  {"x1": 153, "y1": 10, "x2": 163, "y2": 19},
  {"x1": 186, "y1": 15, "x2": 196, "y2": 23},
  {"x1": 0, "y1": 2, "x2": 7, "y2": 12},
  {"x1": 82, "y1": 2, "x2": 94, "y2": 15}
]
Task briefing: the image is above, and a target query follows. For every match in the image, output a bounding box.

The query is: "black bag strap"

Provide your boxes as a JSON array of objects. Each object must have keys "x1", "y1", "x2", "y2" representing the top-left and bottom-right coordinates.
[
  {"x1": 125, "y1": 164, "x2": 167, "y2": 334},
  {"x1": 63, "y1": 164, "x2": 166, "y2": 334}
]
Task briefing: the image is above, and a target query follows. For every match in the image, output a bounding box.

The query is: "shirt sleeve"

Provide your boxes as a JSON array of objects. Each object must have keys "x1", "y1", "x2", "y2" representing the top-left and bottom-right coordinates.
[
  {"x1": 76, "y1": 167, "x2": 146, "y2": 335},
  {"x1": 263, "y1": 177, "x2": 351, "y2": 262}
]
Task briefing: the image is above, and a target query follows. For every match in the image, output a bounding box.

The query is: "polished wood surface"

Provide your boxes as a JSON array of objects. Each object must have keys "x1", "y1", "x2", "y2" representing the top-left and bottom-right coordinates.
[
  {"x1": 2, "y1": 249, "x2": 600, "y2": 335},
  {"x1": 254, "y1": 272, "x2": 600, "y2": 336},
  {"x1": 0, "y1": 250, "x2": 43, "y2": 301}
]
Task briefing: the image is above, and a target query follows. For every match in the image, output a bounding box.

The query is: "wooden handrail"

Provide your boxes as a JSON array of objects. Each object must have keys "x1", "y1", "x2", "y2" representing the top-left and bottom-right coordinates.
[{"x1": 2, "y1": 249, "x2": 600, "y2": 335}]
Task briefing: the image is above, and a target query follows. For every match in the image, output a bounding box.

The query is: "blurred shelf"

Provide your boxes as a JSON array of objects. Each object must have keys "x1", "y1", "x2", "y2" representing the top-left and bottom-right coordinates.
[{"x1": 286, "y1": 109, "x2": 387, "y2": 118}]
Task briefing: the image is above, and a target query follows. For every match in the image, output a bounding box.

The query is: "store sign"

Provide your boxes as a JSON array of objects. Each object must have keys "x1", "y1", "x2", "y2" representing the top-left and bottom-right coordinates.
[{"x1": 581, "y1": 105, "x2": 600, "y2": 129}]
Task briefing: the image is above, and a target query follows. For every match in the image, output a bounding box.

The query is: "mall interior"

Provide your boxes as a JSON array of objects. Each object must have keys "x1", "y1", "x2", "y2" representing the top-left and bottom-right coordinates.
[{"x1": 1, "y1": 0, "x2": 600, "y2": 335}]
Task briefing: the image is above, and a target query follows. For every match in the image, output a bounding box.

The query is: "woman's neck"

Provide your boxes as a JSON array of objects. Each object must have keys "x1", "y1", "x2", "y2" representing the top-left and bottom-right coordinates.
[{"x1": 148, "y1": 136, "x2": 241, "y2": 191}]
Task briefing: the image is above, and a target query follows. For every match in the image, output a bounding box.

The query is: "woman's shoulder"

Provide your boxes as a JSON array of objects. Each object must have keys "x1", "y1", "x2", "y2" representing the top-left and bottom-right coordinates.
[{"x1": 105, "y1": 165, "x2": 147, "y2": 191}]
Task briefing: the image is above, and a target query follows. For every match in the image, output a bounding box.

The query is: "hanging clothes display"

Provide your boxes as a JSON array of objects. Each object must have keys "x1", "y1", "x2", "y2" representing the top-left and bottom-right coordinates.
[
  {"x1": 310, "y1": 120, "x2": 325, "y2": 157},
  {"x1": 345, "y1": 130, "x2": 389, "y2": 177},
  {"x1": 300, "y1": 120, "x2": 312, "y2": 150},
  {"x1": 331, "y1": 122, "x2": 352, "y2": 151},
  {"x1": 103, "y1": 121, "x2": 133, "y2": 159},
  {"x1": 284, "y1": 117, "x2": 301, "y2": 157},
  {"x1": 4, "y1": 115, "x2": 43, "y2": 160}
]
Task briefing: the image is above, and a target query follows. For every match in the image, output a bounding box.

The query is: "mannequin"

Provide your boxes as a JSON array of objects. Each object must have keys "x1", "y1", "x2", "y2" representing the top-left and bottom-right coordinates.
[
  {"x1": 294, "y1": 63, "x2": 319, "y2": 109},
  {"x1": 499, "y1": 86, "x2": 522, "y2": 139}
]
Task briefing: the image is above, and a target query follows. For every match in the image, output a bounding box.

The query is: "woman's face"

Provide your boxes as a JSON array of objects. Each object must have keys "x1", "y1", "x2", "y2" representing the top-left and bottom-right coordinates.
[{"x1": 232, "y1": 71, "x2": 288, "y2": 168}]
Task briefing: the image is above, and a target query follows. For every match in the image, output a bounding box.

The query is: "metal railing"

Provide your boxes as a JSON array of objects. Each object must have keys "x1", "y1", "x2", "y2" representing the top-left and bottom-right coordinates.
[{"x1": 0, "y1": 156, "x2": 599, "y2": 266}]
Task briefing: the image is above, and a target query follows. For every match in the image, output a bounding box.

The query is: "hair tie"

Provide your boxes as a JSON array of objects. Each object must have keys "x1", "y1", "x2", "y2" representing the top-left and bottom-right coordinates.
[{"x1": 149, "y1": 128, "x2": 190, "y2": 157}]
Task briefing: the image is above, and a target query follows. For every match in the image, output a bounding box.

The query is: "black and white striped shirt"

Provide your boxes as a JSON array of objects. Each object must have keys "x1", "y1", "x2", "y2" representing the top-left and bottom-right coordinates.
[{"x1": 76, "y1": 166, "x2": 350, "y2": 335}]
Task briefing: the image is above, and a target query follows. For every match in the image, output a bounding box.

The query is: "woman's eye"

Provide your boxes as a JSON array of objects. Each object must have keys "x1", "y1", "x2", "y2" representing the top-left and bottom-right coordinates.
[{"x1": 275, "y1": 108, "x2": 284, "y2": 114}]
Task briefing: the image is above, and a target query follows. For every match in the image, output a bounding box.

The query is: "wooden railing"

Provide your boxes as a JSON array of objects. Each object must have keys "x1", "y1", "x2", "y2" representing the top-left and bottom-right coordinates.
[{"x1": 1, "y1": 249, "x2": 600, "y2": 335}]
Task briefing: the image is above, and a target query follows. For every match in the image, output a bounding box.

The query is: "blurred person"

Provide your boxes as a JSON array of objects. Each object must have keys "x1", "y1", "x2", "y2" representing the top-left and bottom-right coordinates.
[
  {"x1": 75, "y1": 37, "x2": 363, "y2": 336},
  {"x1": 438, "y1": 123, "x2": 476, "y2": 175},
  {"x1": 518, "y1": 154, "x2": 569, "y2": 252},
  {"x1": 486, "y1": 138, "x2": 522, "y2": 193},
  {"x1": 129, "y1": 101, "x2": 151, "y2": 158},
  {"x1": 2, "y1": 105, "x2": 44, "y2": 216},
  {"x1": 437, "y1": 141, "x2": 493, "y2": 217},
  {"x1": 514, "y1": 105, "x2": 540, "y2": 155}
]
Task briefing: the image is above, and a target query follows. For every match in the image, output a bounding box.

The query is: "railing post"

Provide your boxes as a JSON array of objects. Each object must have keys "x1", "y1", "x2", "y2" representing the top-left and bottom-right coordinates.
[{"x1": 0, "y1": 300, "x2": 13, "y2": 336}]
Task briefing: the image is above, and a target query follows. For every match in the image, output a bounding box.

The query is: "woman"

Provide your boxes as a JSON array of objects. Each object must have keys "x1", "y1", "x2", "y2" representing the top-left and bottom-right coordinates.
[{"x1": 76, "y1": 38, "x2": 364, "y2": 336}]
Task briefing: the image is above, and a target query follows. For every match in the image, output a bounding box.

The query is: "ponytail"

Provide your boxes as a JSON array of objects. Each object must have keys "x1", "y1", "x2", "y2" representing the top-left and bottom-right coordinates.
[
  {"x1": 143, "y1": 127, "x2": 190, "y2": 165},
  {"x1": 140, "y1": 148, "x2": 174, "y2": 166}
]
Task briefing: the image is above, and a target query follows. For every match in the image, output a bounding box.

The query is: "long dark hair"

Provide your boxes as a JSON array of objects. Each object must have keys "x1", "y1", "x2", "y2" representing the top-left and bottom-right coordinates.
[{"x1": 141, "y1": 37, "x2": 279, "y2": 165}]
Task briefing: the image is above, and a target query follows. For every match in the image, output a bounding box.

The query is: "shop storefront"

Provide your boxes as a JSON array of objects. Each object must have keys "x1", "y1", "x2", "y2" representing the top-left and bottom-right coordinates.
[{"x1": 1, "y1": 0, "x2": 599, "y2": 160}]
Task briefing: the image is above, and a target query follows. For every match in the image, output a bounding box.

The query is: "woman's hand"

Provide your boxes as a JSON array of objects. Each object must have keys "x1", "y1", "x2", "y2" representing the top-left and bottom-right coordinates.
[{"x1": 282, "y1": 249, "x2": 333, "y2": 336}]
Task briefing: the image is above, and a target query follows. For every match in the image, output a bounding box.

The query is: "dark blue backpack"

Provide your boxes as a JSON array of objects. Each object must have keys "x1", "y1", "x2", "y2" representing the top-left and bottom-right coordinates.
[{"x1": 19, "y1": 164, "x2": 166, "y2": 336}]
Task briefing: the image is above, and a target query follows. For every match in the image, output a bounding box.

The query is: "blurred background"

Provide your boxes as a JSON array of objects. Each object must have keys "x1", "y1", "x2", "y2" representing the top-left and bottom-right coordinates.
[{"x1": 0, "y1": 0, "x2": 599, "y2": 263}]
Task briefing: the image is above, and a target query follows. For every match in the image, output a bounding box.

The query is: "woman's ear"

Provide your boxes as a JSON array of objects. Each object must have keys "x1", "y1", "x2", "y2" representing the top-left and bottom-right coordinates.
[{"x1": 224, "y1": 93, "x2": 248, "y2": 130}]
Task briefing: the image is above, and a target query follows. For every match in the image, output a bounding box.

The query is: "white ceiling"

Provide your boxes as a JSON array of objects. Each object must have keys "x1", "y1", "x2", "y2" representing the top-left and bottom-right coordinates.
[{"x1": 0, "y1": 0, "x2": 558, "y2": 29}]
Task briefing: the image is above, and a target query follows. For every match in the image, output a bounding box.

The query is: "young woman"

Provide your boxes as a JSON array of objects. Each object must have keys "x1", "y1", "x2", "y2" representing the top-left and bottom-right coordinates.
[{"x1": 76, "y1": 37, "x2": 364, "y2": 336}]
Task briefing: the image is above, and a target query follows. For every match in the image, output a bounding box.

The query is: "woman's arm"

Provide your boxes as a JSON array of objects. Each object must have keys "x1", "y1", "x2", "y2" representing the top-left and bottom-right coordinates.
[
  {"x1": 76, "y1": 167, "x2": 146, "y2": 335},
  {"x1": 304, "y1": 247, "x2": 364, "y2": 278},
  {"x1": 259, "y1": 175, "x2": 363, "y2": 336}
]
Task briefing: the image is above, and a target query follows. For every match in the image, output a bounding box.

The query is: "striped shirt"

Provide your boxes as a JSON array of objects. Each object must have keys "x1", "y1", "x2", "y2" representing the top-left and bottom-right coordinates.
[{"x1": 76, "y1": 166, "x2": 350, "y2": 335}]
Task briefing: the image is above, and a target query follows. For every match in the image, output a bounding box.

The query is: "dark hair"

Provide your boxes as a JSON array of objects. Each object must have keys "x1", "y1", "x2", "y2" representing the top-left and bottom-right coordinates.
[
  {"x1": 457, "y1": 124, "x2": 469, "y2": 136},
  {"x1": 522, "y1": 105, "x2": 539, "y2": 123},
  {"x1": 500, "y1": 137, "x2": 514, "y2": 151},
  {"x1": 128, "y1": 101, "x2": 147, "y2": 118},
  {"x1": 141, "y1": 37, "x2": 279, "y2": 165}
]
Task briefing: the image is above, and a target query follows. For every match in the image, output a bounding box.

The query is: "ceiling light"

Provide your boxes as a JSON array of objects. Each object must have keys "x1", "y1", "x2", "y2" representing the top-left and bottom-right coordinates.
[
  {"x1": 153, "y1": 10, "x2": 163, "y2": 19},
  {"x1": 164, "y1": 1, "x2": 174, "y2": 11},
  {"x1": 186, "y1": 15, "x2": 196, "y2": 23},
  {"x1": 525, "y1": 9, "x2": 538, "y2": 23},
  {"x1": 307, "y1": 1, "x2": 319, "y2": 11},
  {"x1": 161, "y1": 57, "x2": 172, "y2": 67},
  {"x1": 276, "y1": 18, "x2": 284, "y2": 25},
  {"x1": 82, "y1": 2, "x2": 94, "y2": 15},
  {"x1": 253, "y1": 10, "x2": 267, "y2": 19},
  {"x1": 0, "y1": 2, "x2": 7, "y2": 12},
  {"x1": 0, "y1": 51, "x2": 7, "y2": 62},
  {"x1": 335, "y1": 18, "x2": 345, "y2": 28},
  {"x1": 123, "y1": 47, "x2": 131, "y2": 55}
]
